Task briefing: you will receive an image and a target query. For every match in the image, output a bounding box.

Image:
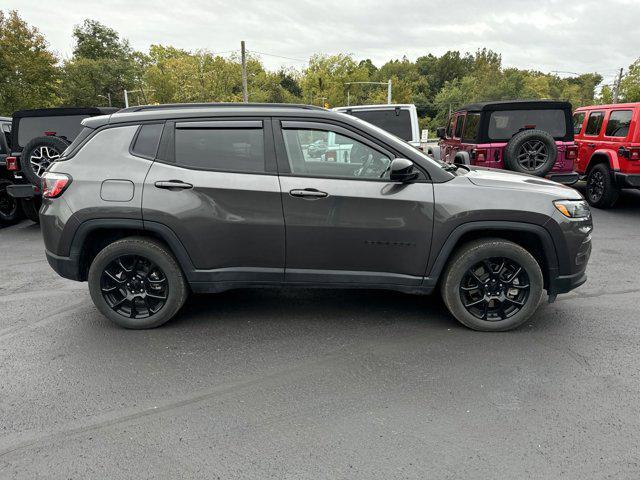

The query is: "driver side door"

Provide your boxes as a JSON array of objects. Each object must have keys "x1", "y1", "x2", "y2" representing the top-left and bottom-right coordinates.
[{"x1": 273, "y1": 119, "x2": 434, "y2": 286}]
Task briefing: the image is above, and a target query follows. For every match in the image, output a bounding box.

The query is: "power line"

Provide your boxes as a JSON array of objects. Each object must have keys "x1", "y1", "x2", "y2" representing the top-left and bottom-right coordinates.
[{"x1": 248, "y1": 50, "x2": 308, "y2": 63}]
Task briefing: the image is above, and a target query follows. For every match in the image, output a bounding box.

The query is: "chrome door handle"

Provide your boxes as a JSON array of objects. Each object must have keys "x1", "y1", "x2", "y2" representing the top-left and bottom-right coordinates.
[
  {"x1": 289, "y1": 188, "x2": 328, "y2": 199},
  {"x1": 154, "y1": 180, "x2": 193, "y2": 190}
]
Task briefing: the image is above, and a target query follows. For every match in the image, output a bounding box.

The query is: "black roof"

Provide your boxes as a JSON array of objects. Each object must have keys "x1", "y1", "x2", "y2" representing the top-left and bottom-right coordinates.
[
  {"x1": 12, "y1": 107, "x2": 120, "y2": 119},
  {"x1": 456, "y1": 99, "x2": 572, "y2": 113}
]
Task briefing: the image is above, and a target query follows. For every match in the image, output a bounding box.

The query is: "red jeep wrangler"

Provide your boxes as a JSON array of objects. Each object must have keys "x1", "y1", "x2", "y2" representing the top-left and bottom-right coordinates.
[
  {"x1": 573, "y1": 103, "x2": 640, "y2": 208},
  {"x1": 428, "y1": 100, "x2": 578, "y2": 184}
]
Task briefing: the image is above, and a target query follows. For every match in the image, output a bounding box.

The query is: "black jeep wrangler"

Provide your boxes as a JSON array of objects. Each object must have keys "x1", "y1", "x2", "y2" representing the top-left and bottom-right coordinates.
[{"x1": 3, "y1": 107, "x2": 118, "y2": 224}]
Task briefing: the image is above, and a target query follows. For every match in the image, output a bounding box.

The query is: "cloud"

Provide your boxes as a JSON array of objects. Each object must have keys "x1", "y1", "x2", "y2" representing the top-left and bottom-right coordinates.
[{"x1": 8, "y1": 0, "x2": 639, "y2": 81}]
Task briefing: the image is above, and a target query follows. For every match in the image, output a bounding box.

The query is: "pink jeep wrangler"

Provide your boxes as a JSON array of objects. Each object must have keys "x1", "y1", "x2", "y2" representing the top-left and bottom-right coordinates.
[{"x1": 427, "y1": 100, "x2": 579, "y2": 184}]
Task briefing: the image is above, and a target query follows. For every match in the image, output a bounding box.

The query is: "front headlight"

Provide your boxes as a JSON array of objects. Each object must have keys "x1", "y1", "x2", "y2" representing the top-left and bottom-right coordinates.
[{"x1": 554, "y1": 200, "x2": 591, "y2": 219}]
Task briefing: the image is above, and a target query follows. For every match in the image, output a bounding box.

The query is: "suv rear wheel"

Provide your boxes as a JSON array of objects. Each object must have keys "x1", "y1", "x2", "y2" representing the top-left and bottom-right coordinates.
[
  {"x1": 586, "y1": 163, "x2": 619, "y2": 209},
  {"x1": 441, "y1": 239, "x2": 544, "y2": 331},
  {"x1": 88, "y1": 237, "x2": 188, "y2": 329},
  {"x1": 0, "y1": 180, "x2": 20, "y2": 225}
]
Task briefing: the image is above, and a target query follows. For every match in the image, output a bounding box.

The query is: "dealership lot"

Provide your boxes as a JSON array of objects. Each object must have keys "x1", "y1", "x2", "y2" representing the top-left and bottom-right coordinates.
[{"x1": 0, "y1": 187, "x2": 639, "y2": 479}]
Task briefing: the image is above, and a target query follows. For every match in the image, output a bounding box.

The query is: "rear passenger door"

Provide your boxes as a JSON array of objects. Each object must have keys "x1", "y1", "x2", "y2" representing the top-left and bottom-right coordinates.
[
  {"x1": 579, "y1": 110, "x2": 605, "y2": 165},
  {"x1": 142, "y1": 119, "x2": 285, "y2": 281}
]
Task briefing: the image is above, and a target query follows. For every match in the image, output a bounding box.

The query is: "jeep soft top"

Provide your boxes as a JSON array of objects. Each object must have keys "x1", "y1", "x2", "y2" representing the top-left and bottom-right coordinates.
[{"x1": 454, "y1": 100, "x2": 574, "y2": 143}]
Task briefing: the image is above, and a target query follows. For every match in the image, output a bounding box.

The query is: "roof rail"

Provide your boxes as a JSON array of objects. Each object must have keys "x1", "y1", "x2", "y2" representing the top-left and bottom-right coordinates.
[{"x1": 119, "y1": 103, "x2": 326, "y2": 113}]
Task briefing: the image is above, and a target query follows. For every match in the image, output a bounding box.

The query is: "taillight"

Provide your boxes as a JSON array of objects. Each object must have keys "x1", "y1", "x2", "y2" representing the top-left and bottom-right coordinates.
[
  {"x1": 42, "y1": 172, "x2": 72, "y2": 198},
  {"x1": 44, "y1": 131, "x2": 57, "y2": 136},
  {"x1": 5, "y1": 156, "x2": 18, "y2": 171},
  {"x1": 474, "y1": 148, "x2": 488, "y2": 162},
  {"x1": 566, "y1": 145, "x2": 578, "y2": 160},
  {"x1": 629, "y1": 147, "x2": 640, "y2": 161}
]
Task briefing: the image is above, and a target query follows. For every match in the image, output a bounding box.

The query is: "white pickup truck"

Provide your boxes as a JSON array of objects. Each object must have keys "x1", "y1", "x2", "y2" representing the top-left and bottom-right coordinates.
[{"x1": 332, "y1": 104, "x2": 421, "y2": 149}]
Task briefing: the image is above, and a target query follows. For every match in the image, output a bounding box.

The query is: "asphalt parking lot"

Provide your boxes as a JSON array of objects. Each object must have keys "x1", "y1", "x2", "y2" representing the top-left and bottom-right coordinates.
[{"x1": 1, "y1": 187, "x2": 639, "y2": 479}]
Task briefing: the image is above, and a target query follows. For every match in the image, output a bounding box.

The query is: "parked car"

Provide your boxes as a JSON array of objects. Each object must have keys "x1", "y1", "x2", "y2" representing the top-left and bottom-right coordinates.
[
  {"x1": 4, "y1": 107, "x2": 118, "y2": 222},
  {"x1": 573, "y1": 103, "x2": 640, "y2": 208},
  {"x1": 0, "y1": 116, "x2": 20, "y2": 224},
  {"x1": 40, "y1": 103, "x2": 591, "y2": 332},
  {"x1": 428, "y1": 100, "x2": 579, "y2": 185},
  {"x1": 333, "y1": 104, "x2": 422, "y2": 149}
]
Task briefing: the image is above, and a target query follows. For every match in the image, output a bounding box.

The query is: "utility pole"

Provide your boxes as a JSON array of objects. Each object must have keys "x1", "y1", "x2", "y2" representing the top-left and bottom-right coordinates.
[
  {"x1": 613, "y1": 67, "x2": 623, "y2": 104},
  {"x1": 387, "y1": 79, "x2": 392, "y2": 104},
  {"x1": 124, "y1": 89, "x2": 129, "y2": 108},
  {"x1": 241, "y1": 41, "x2": 248, "y2": 103}
]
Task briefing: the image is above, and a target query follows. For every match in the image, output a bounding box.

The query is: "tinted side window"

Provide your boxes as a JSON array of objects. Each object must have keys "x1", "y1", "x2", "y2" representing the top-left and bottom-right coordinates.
[
  {"x1": 488, "y1": 109, "x2": 566, "y2": 140},
  {"x1": 454, "y1": 114, "x2": 464, "y2": 138},
  {"x1": 605, "y1": 110, "x2": 632, "y2": 138},
  {"x1": 175, "y1": 127, "x2": 265, "y2": 173},
  {"x1": 132, "y1": 123, "x2": 163, "y2": 158},
  {"x1": 282, "y1": 128, "x2": 391, "y2": 180},
  {"x1": 573, "y1": 112, "x2": 586, "y2": 135},
  {"x1": 462, "y1": 113, "x2": 480, "y2": 142},
  {"x1": 585, "y1": 111, "x2": 604, "y2": 136},
  {"x1": 446, "y1": 116, "x2": 455, "y2": 138}
]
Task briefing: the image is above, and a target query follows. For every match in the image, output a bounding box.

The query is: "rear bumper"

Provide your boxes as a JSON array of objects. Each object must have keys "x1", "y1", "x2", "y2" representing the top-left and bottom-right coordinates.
[
  {"x1": 7, "y1": 183, "x2": 37, "y2": 199},
  {"x1": 546, "y1": 171, "x2": 579, "y2": 185},
  {"x1": 46, "y1": 249, "x2": 82, "y2": 281},
  {"x1": 614, "y1": 172, "x2": 640, "y2": 188}
]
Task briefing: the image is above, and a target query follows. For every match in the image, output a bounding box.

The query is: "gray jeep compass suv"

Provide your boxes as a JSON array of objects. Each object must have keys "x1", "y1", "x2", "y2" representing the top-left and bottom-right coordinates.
[{"x1": 40, "y1": 103, "x2": 592, "y2": 331}]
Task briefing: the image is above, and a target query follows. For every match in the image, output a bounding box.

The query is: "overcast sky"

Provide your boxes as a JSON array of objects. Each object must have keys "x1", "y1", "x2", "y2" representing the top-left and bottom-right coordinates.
[{"x1": 4, "y1": 0, "x2": 639, "y2": 86}]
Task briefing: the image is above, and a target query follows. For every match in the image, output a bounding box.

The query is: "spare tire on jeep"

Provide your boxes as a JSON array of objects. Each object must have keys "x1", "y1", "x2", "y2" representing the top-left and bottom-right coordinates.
[
  {"x1": 20, "y1": 136, "x2": 70, "y2": 186},
  {"x1": 504, "y1": 129, "x2": 557, "y2": 176}
]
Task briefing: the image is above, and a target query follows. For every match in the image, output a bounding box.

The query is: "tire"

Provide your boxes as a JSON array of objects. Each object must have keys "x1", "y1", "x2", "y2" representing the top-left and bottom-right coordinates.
[
  {"x1": 21, "y1": 197, "x2": 41, "y2": 223},
  {"x1": 504, "y1": 129, "x2": 557, "y2": 176},
  {"x1": 585, "y1": 163, "x2": 619, "y2": 209},
  {"x1": 426, "y1": 145, "x2": 441, "y2": 161},
  {"x1": 0, "y1": 179, "x2": 20, "y2": 225},
  {"x1": 454, "y1": 151, "x2": 470, "y2": 165},
  {"x1": 440, "y1": 238, "x2": 544, "y2": 332},
  {"x1": 88, "y1": 237, "x2": 188, "y2": 329},
  {"x1": 20, "y1": 136, "x2": 70, "y2": 186}
]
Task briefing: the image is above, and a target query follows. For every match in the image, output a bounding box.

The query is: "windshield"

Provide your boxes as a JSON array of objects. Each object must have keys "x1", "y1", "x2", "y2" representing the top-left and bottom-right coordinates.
[{"x1": 343, "y1": 114, "x2": 446, "y2": 169}]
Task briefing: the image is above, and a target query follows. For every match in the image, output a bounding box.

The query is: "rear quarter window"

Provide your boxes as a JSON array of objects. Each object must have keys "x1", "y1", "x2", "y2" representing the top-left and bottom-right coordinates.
[
  {"x1": 454, "y1": 114, "x2": 464, "y2": 138},
  {"x1": 131, "y1": 123, "x2": 164, "y2": 159}
]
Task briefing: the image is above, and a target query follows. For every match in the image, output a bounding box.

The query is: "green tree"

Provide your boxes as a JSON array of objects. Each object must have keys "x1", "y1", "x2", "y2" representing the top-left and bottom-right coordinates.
[
  {"x1": 301, "y1": 54, "x2": 371, "y2": 107},
  {"x1": 60, "y1": 19, "x2": 142, "y2": 107},
  {"x1": 620, "y1": 59, "x2": 640, "y2": 102},
  {"x1": 0, "y1": 10, "x2": 59, "y2": 115}
]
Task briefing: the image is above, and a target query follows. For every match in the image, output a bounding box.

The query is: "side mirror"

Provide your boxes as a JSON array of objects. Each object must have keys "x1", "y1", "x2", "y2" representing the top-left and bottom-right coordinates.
[
  {"x1": 389, "y1": 158, "x2": 419, "y2": 183},
  {"x1": 436, "y1": 127, "x2": 446, "y2": 139}
]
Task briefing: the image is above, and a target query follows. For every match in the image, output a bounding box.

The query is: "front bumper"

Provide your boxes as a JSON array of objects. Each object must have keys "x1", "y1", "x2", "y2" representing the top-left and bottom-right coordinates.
[
  {"x1": 46, "y1": 249, "x2": 82, "y2": 281},
  {"x1": 614, "y1": 172, "x2": 640, "y2": 188},
  {"x1": 546, "y1": 171, "x2": 580, "y2": 185}
]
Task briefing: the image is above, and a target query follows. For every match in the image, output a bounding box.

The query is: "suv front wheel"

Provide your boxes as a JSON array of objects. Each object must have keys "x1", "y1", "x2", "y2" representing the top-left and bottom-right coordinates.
[
  {"x1": 88, "y1": 237, "x2": 188, "y2": 329},
  {"x1": 586, "y1": 163, "x2": 619, "y2": 209},
  {"x1": 441, "y1": 239, "x2": 544, "y2": 331}
]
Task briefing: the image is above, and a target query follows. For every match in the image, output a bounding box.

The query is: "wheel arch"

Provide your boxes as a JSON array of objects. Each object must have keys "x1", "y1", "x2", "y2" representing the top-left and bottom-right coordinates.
[
  {"x1": 425, "y1": 221, "x2": 560, "y2": 291},
  {"x1": 70, "y1": 219, "x2": 195, "y2": 281},
  {"x1": 453, "y1": 151, "x2": 470, "y2": 165},
  {"x1": 586, "y1": 149, "x2": 618, "y2": 173}
]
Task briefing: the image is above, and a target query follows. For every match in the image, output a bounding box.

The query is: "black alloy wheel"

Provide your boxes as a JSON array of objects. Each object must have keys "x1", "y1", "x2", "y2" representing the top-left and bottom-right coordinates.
[
  {"x1": 100, "y1": 254, "x2": 168, "y2": 319},
  {"x1": 516, "y1": 140, "x2": 549, "y2": 172},
  {"x1": 587, "y1": 168, "x2": 605, "y2": 203},
  {"x1": 459, "y1": 257, "x2": 530, "y2": 321},
  {"x1": 0, "y1": 180, "x2": 19, "y2": 223}
]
